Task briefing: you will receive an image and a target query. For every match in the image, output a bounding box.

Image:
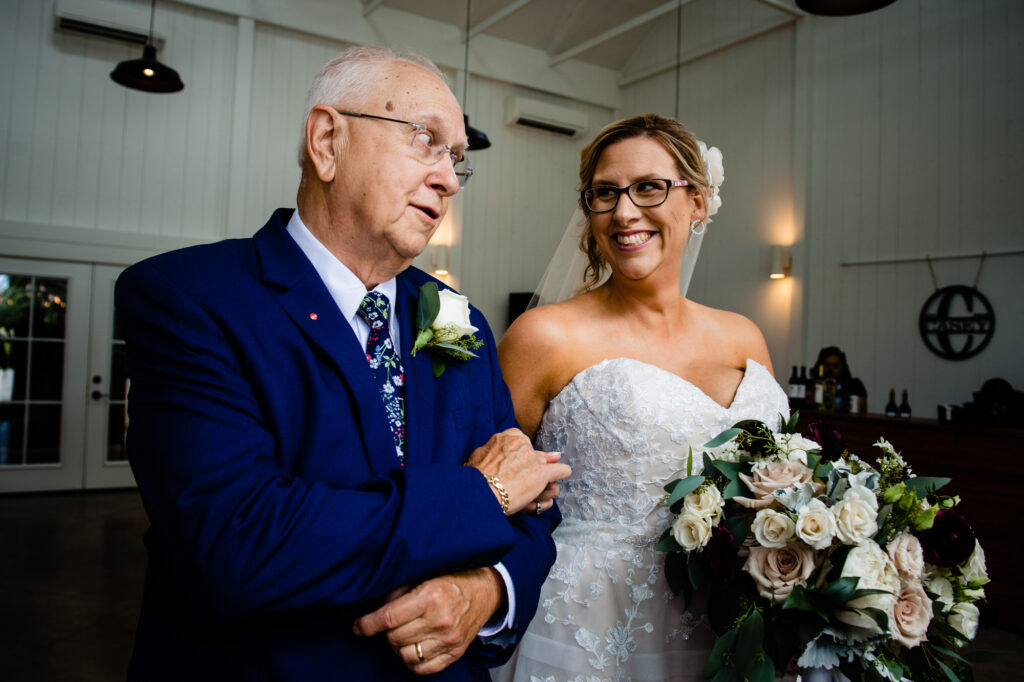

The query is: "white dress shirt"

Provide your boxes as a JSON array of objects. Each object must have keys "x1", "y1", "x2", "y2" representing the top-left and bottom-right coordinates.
[{"x1": 285, "y1": 211, "x2": 515, "y2": 638}]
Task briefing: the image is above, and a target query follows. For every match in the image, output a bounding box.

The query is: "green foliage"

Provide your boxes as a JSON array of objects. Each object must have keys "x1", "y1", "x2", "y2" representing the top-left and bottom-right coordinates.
[
  {"x1": 414, "y1": 282, "x2": 440, "y2": 332},
  {"x1": 705, "y1": 427, "x2": 743, "y2": 449},
  {"x1": 905, "y1": 476, "x2": 951, "y2": 498}
]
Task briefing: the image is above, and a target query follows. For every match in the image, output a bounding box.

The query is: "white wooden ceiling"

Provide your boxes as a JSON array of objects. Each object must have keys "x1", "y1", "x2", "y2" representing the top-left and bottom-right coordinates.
[{"x1": 362, "y1": 0, "x2": 805, "y2": 72}]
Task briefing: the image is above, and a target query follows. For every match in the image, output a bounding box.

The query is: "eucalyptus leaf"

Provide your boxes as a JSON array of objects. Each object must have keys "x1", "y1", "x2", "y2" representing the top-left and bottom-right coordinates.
[
  {"x1": 704, "y1": 628, "x2": 738, "y2": 679},
  {"x1": 819, "y1": 577, "x2": 860, "y2": 604},
  {"x1": 656, "y1": 527, "x2": 683, "y2": 553},
  {"x1": 735, "y1": 611, "x2": 764, "y2": 677},
  {"x1": 705, "y1": 427, "x2": 743, "y2": 449},
  {"x1": 858, "y1": 606, "x2": 891, "y2": 634},
  {"x1": 415, "y1": 282, "x2": 440, "y2": 330},
  {"x1": 750, "y1": 657, "x2": 775, "y2": 682},
  {"x1": 905, "y1": 476, "x2": 951, "y2": 498},
  {"x1": 723, "y1": 516, "x2": 751, "y2": 550},
  {"x1": 722, "y1": 479, "x2": 745, "y2": 500},
  {"x1": 936, "y1": 657, "x2": 960, "y2": 682},
  {"x1": 432, "y1": 342, "x2": 478, "y2": 358},
  {"x1": 688, "y1": 550, "x2": 708, "y2": 591},
  {"x1": 430, "y1": 355, "x2": 445, "y2": 378},
  {"x1": 929, "y1": 644, "x2": 970, "y2": 665},
  {"x1": 664, "y1": 549, "x2": 690, "y2": 596},
  {"x1": 668, "y1": 475, "x2": 705, "y2": 506},
  {"x1": 711, "y1": 460, "x2": 742, "y2": 480},
  {"x1": 412, "y1": 328, "x2": 434, "y2": 355}
]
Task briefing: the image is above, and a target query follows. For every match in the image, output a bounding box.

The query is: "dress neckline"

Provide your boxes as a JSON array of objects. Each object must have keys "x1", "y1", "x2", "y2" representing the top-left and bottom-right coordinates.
[{"x1": 551, "y1": 357, "x2": 769, "y2": 412}]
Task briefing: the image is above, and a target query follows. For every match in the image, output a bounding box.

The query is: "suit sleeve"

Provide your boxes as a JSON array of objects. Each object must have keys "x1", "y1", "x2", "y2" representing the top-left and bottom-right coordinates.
[
  {"x1": 467, "y1": 311, "x2": 561, "y2": 668},
  {"x1": 117, "y1": 262, "x2": 518, "y2": 620}
]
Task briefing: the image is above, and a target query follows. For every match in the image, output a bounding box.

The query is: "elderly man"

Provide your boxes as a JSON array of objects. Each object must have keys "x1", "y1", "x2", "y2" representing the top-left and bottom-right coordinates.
[{"x1": 116, "y1": 45, "x2": 569, "y2": 681}]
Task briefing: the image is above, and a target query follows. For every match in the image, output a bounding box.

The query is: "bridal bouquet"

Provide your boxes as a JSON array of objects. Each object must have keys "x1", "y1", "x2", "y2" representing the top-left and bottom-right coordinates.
[{"x1": 657, "y1": 414, "x2": 990, "y2": 681}]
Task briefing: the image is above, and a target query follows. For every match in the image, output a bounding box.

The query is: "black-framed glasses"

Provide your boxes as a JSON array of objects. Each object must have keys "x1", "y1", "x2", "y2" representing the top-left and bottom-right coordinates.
[
  {"x1": 333, "y1": 109, "x2": 473, "y2": 188},
  {"x1": 581, "y1": 178, "x2": 689, "y2": 213}
]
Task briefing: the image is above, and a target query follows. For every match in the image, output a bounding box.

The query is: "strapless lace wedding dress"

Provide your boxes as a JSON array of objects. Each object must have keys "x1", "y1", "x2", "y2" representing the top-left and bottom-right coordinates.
[{"x1": 494, "y1": 358, "x2": 789, "y2": 682}]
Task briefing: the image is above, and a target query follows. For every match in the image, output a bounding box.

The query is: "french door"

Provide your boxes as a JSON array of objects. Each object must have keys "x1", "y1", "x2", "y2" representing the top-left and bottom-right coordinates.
[{"x1": 0, "y1": 258, "x2": 132, "y2": 492}]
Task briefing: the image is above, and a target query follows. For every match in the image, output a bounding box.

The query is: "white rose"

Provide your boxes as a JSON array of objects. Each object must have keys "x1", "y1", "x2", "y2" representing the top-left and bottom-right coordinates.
[
  {"x1": 887, "y1": 532, "x2": 925, "y2": 580},
  {"x1": 432, "y1": 289, "x2": 478, "y2": 343},
  {"x1": 796, "y1": 498, "x2": 838, "y2": 550},
  {"x1": 837, "y1": 541, "x2": 900, "y2": 638},
  {"x1": 683, "y1": 486, "x2": 723, "y2": 525},
  {"x1": 776, "y1": 433, "x2": 820, "y2": 465},
  {"x1": 833, "y1": 486, "x2": 879, "y2": 545},
  {"x1": 671, "y1": 512, "x2": 712, "y2": 552},
  {"x1": 961, "y1": 540, "x2": 989, "y2": 587},
  {"x1": 892, "y1": 579, "x2": 932, "y2": 649},
  {"x1": 743, "y1": 543, "x2": 817, "y2": 603},
  {"x1": 948, "y1": 601, "x2": 980, "y2": 642},
  {"x1": 924, "y1": 574, "x2": 955, "y2": 611},
  {"x1": 704, "y1": 145, "x2": 725, "y2": 187},
  {"x1": 752, "y1": 509, "x2": 796, "y2": 548}
]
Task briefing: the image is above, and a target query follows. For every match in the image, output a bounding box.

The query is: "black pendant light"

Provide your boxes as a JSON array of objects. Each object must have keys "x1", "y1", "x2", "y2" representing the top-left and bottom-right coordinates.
[
  {"x1": 796, "y1": 0, "x2": 899, "y2": 16},
  {"x1": 462, "y1": 0, "x2": 490, "y2": 150},
  {"x1": 110, "y1": 0, "x2": 184, "y2": 93}
]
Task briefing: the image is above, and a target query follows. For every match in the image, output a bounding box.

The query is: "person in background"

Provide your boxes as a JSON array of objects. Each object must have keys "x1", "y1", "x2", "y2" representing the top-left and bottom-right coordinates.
[
  {"x1": 815, "y1": 345, "x2": 868, "y2": 412},
  {"x1": 115, "y1": 45, "x2": 570, "y2": 681}
]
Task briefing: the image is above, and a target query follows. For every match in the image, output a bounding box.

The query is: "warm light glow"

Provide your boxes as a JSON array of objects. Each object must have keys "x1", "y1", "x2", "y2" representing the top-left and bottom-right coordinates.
[
  {"x1": 769, "y1": 273, "x2": 785, "y2": 280},
  {"x1": 143, "y1": 68, "x2": 155, "y2": 77},
  {"x1": 769, "y1": 245, "x2": 792, "y2": 280}
]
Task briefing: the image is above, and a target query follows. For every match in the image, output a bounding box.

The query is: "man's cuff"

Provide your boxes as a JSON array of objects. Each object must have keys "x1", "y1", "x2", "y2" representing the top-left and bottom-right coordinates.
[{"x1": 477, "y1": 562, "x2": 516, "y2": 642}]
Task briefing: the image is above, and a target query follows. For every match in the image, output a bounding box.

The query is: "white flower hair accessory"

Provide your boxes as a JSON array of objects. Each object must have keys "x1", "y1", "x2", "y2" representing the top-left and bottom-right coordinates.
[{"x1": 698, "y1": 141, "x2": 724, "y2": 222}]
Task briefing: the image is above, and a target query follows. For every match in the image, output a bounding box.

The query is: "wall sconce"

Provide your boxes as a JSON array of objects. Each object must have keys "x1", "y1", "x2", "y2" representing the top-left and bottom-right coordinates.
[
  {"x1": 430, "y1": 244, "x2": 450, "y2": 276},
  {"x1": 769, "y1": 245, "x2": 792, "y2": 279}
]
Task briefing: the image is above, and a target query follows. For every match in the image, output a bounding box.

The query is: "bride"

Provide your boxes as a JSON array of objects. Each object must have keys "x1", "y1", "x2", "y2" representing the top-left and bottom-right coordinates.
[{"x1": 494, "y1": 114, "x2": 789, "y2": 682}]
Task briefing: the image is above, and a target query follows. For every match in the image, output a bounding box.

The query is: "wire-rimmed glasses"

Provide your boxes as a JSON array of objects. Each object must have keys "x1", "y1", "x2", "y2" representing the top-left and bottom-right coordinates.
[
  {"x1": 581, "y1": 178, "x2": 689, "y2": 213},
  {"x1": 332, "y1": 109, "x2": 473, "y2": 188}
]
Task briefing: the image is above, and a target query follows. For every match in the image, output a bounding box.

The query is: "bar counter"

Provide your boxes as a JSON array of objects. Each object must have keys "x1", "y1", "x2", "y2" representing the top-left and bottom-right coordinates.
[{"x1": 794, "y1": 409, "x2": 1020, "y2": 633}]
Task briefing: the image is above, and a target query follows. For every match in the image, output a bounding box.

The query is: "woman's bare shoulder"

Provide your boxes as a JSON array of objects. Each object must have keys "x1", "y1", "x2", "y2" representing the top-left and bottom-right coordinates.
[{"x1": 690, "y1": 301, "x2": 772, "y2": 369}]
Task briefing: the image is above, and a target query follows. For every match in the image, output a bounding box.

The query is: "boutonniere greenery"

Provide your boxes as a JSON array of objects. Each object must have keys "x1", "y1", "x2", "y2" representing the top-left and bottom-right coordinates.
[{"x1": 412, "y1": 282, "x2": 484, "y2": 378}]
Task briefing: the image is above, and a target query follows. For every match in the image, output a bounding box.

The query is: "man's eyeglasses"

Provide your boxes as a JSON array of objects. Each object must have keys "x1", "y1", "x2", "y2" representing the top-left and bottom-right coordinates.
[
  {"x1": 333, "y1": 109, "x2": 473, "y2": 189},
  {"x1": 581, "y1": 179, "x2": 689, "y2": 213}
]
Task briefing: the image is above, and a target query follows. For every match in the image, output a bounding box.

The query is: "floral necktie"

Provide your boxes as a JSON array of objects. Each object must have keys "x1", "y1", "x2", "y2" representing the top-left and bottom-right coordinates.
[{"x1": 357, "y1": 292, "x2": 406, "y2": 464}]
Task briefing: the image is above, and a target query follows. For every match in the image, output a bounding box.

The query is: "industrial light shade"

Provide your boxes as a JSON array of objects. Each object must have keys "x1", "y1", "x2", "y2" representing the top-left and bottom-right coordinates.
[
  {"x1": 464, "y1": 114, "x2": 490, "y2": 151},
  {"x1": 110, "y1": 43, "x2": 184, "y2": 93},
  {"x1": 796, "y1": 0, "x2": 899, "y2": 16},
  {"x1": 770, "y1": 246, "x2": 792, "y2": 280}
]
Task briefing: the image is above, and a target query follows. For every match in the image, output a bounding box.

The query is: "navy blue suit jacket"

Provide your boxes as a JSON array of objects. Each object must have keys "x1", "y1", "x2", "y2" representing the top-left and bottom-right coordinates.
[{"x1": 116, "y1": 209, "x2": 558, "y2": 681}]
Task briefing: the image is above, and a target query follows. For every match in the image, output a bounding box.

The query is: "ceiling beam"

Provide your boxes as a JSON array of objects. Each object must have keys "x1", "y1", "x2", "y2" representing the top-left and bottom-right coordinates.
[
  {"x1": 618, "y1": 15, "x2": 795, "y2": 87},
  {"x1": 752, "y1": 0, "x2": 807, "y2": 18},
  {"x1": 548, "y1": 0, "x2": 693, "y2": 67},
  {"x1": 468, "y1": 0, "x2": 535, "y2": 40},
  {"x1": 362, "y1": 0, "x2": 385, "y2": 18}
]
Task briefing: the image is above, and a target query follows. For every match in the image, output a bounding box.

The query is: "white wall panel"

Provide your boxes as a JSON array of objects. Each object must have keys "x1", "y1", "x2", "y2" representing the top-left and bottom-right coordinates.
[{"x1": 0, "y1": 0, "x2": 236, "y2": 241}]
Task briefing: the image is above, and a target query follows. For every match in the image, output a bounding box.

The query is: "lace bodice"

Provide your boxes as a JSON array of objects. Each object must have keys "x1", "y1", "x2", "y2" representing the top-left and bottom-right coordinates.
[{"x1": 496, "y1": 358, "x2": 789, "y2": 682}]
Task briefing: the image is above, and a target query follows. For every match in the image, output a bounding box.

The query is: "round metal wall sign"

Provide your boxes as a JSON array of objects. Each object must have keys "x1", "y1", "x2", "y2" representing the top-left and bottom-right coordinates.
[{"x1": 918, "y1": 285, "x2": 995, "y2": 360}]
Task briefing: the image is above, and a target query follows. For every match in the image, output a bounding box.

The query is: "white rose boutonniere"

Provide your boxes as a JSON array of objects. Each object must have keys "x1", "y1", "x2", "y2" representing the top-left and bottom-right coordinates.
[{"x1": 411, "y1": 282, "x2": 483, "y2": 378}]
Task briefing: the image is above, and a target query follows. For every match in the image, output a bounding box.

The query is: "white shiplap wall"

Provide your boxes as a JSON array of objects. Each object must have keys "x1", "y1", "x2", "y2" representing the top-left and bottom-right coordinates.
[
  {"x1": 0, "y1": 0, "x2": 237, "y2": 240},
  {"x1": 622, "y1": 0, "x2": 1024, "y2": 413}
]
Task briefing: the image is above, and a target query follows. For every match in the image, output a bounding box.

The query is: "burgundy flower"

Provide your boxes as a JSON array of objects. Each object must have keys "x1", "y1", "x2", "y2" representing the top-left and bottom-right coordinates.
[
  {"x1": 804, "y1": 421, "x2": 847, "y2": 461},
  {"x1": 734, "y1": 419, "x2": 778, "y2": 457},
  {"x1": 701, "y1": 526, "x2": 739, "y2": 586},
  {"x1": 918, "y1": 510, "x2": 976, "y2": 567}
]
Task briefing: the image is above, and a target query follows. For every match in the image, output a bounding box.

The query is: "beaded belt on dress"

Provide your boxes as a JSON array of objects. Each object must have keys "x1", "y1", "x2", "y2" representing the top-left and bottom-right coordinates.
[{"x1": 554, "y1": 516, "x2": 662, "y2": 552}]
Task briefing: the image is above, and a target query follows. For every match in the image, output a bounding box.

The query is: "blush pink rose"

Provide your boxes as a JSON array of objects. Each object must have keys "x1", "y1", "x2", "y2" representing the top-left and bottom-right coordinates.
[
  {"x1": 892, "y1": 579, "x2": 933, "y2": 648},
  {"x1": 735, "y1": 460, "x2": 822, "y2": 510},
  {"x1": 742, "y1": 542, "x2": 817, "y2": 602}
]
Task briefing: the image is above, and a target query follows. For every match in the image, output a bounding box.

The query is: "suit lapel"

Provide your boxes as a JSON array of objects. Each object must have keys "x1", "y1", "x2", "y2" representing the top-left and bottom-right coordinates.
[
  {"x1": 396, "y1": 272, "x2": 437, "y2": 467},
  {"x1": 254, "y1": 210, "x2": 398, "y2": 475}
]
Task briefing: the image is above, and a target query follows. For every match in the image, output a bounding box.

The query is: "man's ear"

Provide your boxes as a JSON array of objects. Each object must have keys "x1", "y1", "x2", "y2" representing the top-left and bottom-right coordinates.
[{"x1": 305, "y1": 105, "x2": 344, "y2": 183}]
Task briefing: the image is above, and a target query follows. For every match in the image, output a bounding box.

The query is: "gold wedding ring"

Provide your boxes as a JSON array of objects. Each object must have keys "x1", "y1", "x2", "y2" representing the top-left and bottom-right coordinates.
[{"x1": 415, "y1": 642, "x2": 425, "y2": 662}]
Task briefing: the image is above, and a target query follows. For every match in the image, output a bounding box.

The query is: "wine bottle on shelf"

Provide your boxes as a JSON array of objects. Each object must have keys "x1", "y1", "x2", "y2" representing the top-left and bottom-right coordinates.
[
  {"x1": 802, "y1": 366, "x2": 814, "y2": 407},
  {"x1": 813, "y1": 364, "x2": 826, "y2": 410},
  {"x1": 848, "y1": 383, "x2": 867, "y2": 414},
  {"x1": 885, "y1": 388, "x2": 899, "y2": 417},
  {"x1": 787, "y1": 365, "x2": 805, "y2": 409},
  {"x1": 899, "y1": 389, "x2": 912, "y2": 418},
  {"x1": 822, "y1": 369, "x2": 837, "y2": 413}
]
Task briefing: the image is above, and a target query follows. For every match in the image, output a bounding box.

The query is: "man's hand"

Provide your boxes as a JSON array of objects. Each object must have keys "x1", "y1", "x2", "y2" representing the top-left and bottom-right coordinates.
[
  {"x1": 466, "y1": 428, "x2": 571, "y2": 515},
  {"x1": 352, "y1": 568, "x2": 504, "y2": 675}
]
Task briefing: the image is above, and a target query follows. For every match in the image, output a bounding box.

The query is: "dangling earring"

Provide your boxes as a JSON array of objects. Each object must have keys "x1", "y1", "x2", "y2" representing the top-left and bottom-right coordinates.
[{"x1": 690, "y1": 219, "x2": 706, "y2": 236}]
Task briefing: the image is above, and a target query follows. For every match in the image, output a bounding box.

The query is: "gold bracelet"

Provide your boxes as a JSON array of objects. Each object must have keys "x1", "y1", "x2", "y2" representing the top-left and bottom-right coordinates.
[{"x1": 484, "y1": 474, "x2": 510, "y2": 516}]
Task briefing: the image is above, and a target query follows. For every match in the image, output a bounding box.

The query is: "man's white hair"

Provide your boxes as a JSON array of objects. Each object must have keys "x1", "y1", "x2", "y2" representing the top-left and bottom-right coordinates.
[{"x1": 297, "y1": 45, "x2": 451, "y2": 167}]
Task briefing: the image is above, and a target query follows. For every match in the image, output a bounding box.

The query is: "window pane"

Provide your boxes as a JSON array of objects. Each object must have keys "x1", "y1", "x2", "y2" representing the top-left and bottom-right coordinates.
[
  {"x1": 1, "y1": 340, "x2": 26, "y2": 402},
  {"x1": 28, "y1": 340, "x2": 64, "y2": 401},
  {"x1": 0, "y1": 275, "x2": 32, "y2": 338},
  {"x1": 0, "y1": 403, "x2": 24, "y2": 465},
  {"x1": 26, "y1": 404, "x2": 61, "y2": 464},
  {"x1": 32, "y1": 278, "x2": 68, "y2": 339}
]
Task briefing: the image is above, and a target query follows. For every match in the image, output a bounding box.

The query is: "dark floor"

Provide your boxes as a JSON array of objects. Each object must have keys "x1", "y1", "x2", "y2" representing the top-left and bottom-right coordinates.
[{"x1": 0, "y1": 490, "x2": 1020, "y2": 681}]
